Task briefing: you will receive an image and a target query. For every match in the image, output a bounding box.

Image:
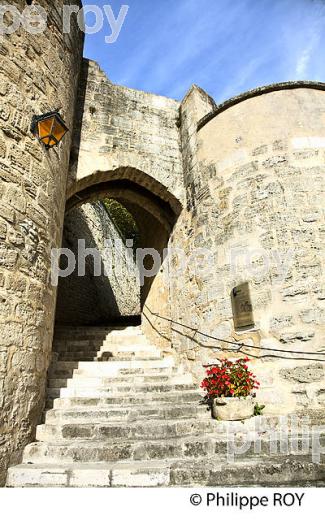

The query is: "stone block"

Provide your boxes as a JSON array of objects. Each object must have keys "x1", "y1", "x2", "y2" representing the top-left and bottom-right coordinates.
[
  {"x1": 280, "y1": 364, "x2": 325, "y2": 384},
  {"x1": 0, "y1": 322, "x2": 23, "y2": 347}
]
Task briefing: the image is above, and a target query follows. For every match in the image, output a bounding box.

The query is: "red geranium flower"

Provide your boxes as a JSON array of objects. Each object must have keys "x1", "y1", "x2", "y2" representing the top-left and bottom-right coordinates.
[{"x1": 200, "y1": 358, "x2": 259, "y2": 399}]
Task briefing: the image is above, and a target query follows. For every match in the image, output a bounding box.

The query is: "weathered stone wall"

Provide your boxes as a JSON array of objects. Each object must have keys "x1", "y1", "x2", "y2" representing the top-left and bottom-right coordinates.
[
  {"x1": 0, "y1": 0, "x2": 84, "y2": 484},
  {"x1": 1, "y1": 2, "x2": 325, "y2": 485},
  {"x1": 55, "y1": 202, "x2": 140, "y2": 325},
  {"x1": 165, "y1": 84, "x2": 325, "y2": 416},
  {"x1": 197, "y1": 86, "x2": 325, "y2": 357},
  {"x1": 68, "y1": 59, "x2": 184, "y2": 204},
  {"x1": 66, "y1": 59, "x2": 184, "y2": 351},
  {"x1": 142, "y1": 86, "x2": 217, "y2": 353}
]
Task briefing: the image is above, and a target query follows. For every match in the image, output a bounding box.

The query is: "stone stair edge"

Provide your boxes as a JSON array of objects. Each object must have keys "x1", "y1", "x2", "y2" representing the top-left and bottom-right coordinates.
[{"x1": 8, "y1": 455, "x2": 325, "y2": 487}]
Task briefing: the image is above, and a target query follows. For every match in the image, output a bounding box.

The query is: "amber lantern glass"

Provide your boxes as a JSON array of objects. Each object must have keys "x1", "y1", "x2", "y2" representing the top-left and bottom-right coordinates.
[{"x1": 31, "y1": 111, "x2": 69, "y2": 149}]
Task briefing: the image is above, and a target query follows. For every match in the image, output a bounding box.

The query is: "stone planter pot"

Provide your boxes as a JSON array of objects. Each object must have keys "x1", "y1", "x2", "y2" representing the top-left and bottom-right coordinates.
[{"x1": 211, "y1": 396, "x2": 255, "y2": 421}]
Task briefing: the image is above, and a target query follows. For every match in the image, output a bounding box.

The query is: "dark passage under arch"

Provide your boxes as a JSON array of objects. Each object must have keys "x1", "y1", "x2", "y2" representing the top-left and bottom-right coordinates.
[{"x1": 55, "y1": 172, "x2": 182, "y2": 327}]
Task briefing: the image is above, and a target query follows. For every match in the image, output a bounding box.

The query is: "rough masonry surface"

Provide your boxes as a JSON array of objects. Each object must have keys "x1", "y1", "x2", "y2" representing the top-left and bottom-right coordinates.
[{"x1": 0, "y1": 0, "x2": 324, "y2": 487}]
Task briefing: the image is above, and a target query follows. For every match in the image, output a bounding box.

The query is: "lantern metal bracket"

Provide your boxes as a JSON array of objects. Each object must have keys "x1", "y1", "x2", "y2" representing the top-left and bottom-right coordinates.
[{"x1": 30, "y1": 109, "x2": 68, "y2": 150}]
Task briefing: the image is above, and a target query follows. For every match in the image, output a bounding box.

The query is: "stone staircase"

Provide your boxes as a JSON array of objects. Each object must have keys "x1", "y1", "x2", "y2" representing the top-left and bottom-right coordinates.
[{"x1": 6, "y1": 326, "x2": 325, "y2": 487}]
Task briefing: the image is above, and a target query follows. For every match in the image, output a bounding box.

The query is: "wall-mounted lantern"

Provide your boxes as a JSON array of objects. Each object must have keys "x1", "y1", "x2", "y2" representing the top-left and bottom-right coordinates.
[{"x1": 30, "y1": 110, "x2": 69, "y2": 149}]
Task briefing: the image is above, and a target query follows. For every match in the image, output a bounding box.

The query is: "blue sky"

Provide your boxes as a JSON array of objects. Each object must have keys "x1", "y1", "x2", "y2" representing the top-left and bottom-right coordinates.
[{"x1": 83, "y1": 0, "x2": 325, "y2": 102}]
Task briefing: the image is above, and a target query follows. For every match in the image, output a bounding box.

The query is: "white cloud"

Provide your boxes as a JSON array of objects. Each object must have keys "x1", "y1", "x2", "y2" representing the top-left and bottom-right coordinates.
[{"x1": 295, "y1": 27, "x2": 321, "y2": 77}]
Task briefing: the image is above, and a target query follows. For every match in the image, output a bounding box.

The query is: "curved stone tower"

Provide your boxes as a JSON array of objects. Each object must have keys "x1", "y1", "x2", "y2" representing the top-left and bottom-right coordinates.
[
  {"x1": 170, "y1": 83, "x2": 325, "y2": 414},
  {"x1": 0, "y1": 1, "x2": 84, "y2": 483}
]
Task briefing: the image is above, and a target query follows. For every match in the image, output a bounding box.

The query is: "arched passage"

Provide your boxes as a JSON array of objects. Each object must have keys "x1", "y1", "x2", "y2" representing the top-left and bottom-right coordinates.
[
  {"x1": 54, "y1": 168, "x2": 182, "y2": 330},
  {"x1": 67, "y1": 166, "x2": 183, "y2": 217}
]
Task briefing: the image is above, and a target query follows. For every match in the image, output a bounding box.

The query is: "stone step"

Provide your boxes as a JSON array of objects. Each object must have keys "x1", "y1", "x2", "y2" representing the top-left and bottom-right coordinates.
[
  {"x1": 101, "y1": 335, "x2": 149, "y2": 345},
  {"x1": 98, "y1": 344, "x2": 159, "y2": 354},
  {"x1": 170, "y1": 455, "x2": 325, "y2": 486},
  {"x1": 58, "y1": 353, "x2": 99, "y2": 361},
  {"x1": 47, "y1": 386, "x2": 200, "y2": 400},
  {"x1": 7, "y1": 456, "x2": 325, "y2": 487},
  {"x1": 48, "y1": 369, "x2": 76, "y2": 379},
  {"x1": 51, "y1": 391, "x2": 203, "y2": 408},
  {"x1": 62, "y1": 372, "x2": 191, "y2": 385},
  {"x1": 53, "y1": 350, "x2": 164, "y2": 363},
  {"x1": 49, "y1": 357, "x2": 176, "y2": 377},
  {"x1": 110, "y1": 330, "x2": 147, "y2": 337},
  {"x1": 54, "y1": 331, "x2": 111, "y2": 339},
  {"x1": 49, "y1": 361, "x2": 80, "y2": 370},
  {"x1": 45, "y1": 389, "x2": 202, "y2": 411},
  {"x1": 45, "y1": 399, "x2": 55, "y2": 411},
  {"x1": 76, "y1": 366, "x2": 181, "y2": 377},
  {"x1": 96, "y1": 352, "x2": 163, "y2": 361},
  {"x1": 56, "y1": 382, "x2": 197, "y2": 399},
  {"x1": 47, "y1": 362, "x2": 79, "y2": 378},
  {"x1": 54, "y1": 339, "x2": 151, "y2": 353},
  {"x1": 44, "y1": 409, "x2": 301, "y2": 429},
  {"x1": 36, "y1": 418, "x2": 216, "y2": 442},
  {"x1": 54, "y1": 326, "x2": 142, "y2": 340},
  {"x1": 6, "y1": 461, "x2": 170, "y2": 487},
  {"x1": 49, "y1": 375, "x2": 177, "y2": 390},
  {"x1": 48, "y1": 379, "x2": 71, "y2": 389},
  {"x1": 48, "y1": 366, "x2": 181, "y2": 379},
  {"x1": 48, "y1": 373, "x2": 192, "y2": 389},
  {"x1": 55, "y1": 340, "x2": 98, "y2": 349},
  {"x1": 53, "y1": 336, "x2": 109, "y2": 345},
  {"x1": 58, "y1": 353, "x2": 163, "y2": 361},
  {"x1": 22, "y1": 433, "x2": 325, "y2": 465},
  {"x1": 55, "y1": 325, "x2": 142, "y2": 332},
  {"x1": 48, "y1": 383, "x2": 197, "y2": 400},
  {"x1": 52, "y1": 359, "x2": 176, "y2": 374},
  {"x1": 45, "y1": 404, "x2": 208, "y2": 424},
  {"x1": 22, "y1": 436, "x2": 224, "y2": 464},
  {"x1": 97, "y1": 351, "x2": 162, "y2": 360},
  {"x1": 47, "y1": 389, "x2": 62, "y2": 400},
  {"x1": 38, "y1": 415, "x2": 325, "y2": 442},
  {"x1": 54, "y1": 344, "x2": 101, "y2": 353}
]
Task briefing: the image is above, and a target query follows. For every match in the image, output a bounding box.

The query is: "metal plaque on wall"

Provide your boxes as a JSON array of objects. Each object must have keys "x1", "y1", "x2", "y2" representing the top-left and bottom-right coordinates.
[{"x1": 231, "y1": 282, "x2": 255, "y2": 330}]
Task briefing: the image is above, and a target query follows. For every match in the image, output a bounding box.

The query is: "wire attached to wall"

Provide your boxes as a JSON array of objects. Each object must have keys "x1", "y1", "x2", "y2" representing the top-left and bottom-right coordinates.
[{"x1": 143, "y1": 305, "x2": 325, "y2": 362}]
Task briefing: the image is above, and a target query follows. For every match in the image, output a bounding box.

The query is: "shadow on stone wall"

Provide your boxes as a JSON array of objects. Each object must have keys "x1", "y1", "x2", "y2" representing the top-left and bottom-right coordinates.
[{"x1": 55, "y1": 201, "x2": 141, "y2": 325}]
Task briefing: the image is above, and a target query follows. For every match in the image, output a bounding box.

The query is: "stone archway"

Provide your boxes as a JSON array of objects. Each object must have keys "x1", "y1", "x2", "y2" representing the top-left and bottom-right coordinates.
[
  {"x1": 54, "y1": 167, "x2": 183, "y2": 348},
  {"x1": 67, "y1": 166, "x2": 182, "y2": 220}
]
